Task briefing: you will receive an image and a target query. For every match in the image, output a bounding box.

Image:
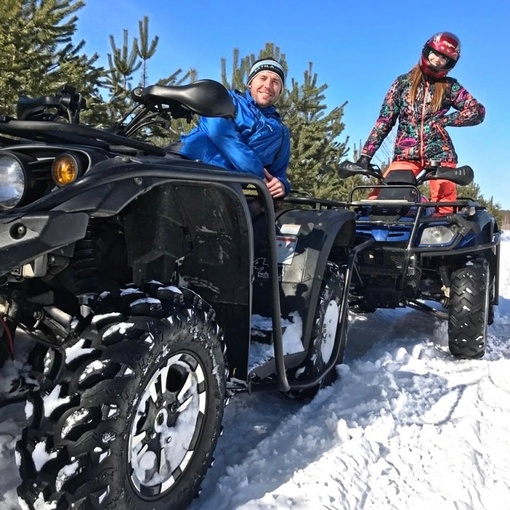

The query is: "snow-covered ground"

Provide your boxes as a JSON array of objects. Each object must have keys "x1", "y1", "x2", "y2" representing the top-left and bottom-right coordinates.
[{"x1": 1, "y1": 233, "x2": 509, "y2": 510}]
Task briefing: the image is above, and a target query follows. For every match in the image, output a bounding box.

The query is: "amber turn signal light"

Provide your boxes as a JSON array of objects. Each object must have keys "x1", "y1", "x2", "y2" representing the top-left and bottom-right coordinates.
[{"x1": 51, "y1": 153, "x2": 82, "y2": 186}]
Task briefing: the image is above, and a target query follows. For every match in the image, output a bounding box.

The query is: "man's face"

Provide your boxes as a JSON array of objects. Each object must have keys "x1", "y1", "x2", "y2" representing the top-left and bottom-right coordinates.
[{"x1": 248, "y1": 71, "x2": 283, "y2": 107}]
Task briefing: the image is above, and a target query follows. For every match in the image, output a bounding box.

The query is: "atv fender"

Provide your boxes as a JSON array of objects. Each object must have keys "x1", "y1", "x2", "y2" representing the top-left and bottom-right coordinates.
[
  {"x1": 253, "y1": 207, "x2": 355, "y2": 356},
  {"x1": 122, "y1": 178, "x2": 255, "y2": 381}
]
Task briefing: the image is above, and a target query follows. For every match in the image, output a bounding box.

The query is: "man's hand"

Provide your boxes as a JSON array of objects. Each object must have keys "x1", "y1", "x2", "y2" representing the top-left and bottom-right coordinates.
[{"x1": 263, "y1": 168, "x2": 285, "y2": 198}]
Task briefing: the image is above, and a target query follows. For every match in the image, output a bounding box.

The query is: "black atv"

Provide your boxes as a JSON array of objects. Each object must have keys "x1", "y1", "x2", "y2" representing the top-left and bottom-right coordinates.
[
  {"x1": 338, "y1": 159, "x2": 501, "y2": 359},
  {"x1": 0, "y1": 82, "x2": 356, "y2": 509}
]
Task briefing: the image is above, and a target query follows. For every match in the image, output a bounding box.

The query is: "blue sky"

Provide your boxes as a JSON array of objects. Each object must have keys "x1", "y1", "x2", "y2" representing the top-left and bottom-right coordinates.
[{"x1": 76, "y1": 0, "x2": 510, "y2": 208}]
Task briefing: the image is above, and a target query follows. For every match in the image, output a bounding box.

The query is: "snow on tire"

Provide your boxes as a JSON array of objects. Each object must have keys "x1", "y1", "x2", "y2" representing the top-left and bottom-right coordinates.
[
  {"x1": 448, "y1": 262, "x2": 489, "y2": 359},
  {"x1": 16, "y1": 284, "x2": 227, "y2": 510}
]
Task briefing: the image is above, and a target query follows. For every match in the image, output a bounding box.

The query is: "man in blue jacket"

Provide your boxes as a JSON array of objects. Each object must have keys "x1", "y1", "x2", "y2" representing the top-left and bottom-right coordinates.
[{"x1": 179, "y1": 57, "x2": 291, "y2": 199}]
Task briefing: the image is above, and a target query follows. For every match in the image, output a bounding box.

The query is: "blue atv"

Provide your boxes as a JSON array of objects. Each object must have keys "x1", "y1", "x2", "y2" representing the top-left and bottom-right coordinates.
[{"x1": 338, "y1": 160, "x2": 501, "y2": 359}]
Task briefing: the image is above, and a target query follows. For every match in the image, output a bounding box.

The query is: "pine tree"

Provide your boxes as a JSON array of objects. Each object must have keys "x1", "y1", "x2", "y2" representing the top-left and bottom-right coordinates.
[
  {"x1": 108, "y1": 30, "x2": 141, "y2": 95},
  {"x1": 102, "y1": 17, "x2": 196, "y2": 139},
  {"x1": 458, "y1": 182, "x2": 502, "y2": 223},
  {"x1": 0, "y1": 0, "x2": 103, "y2": 117},
  {"x1": 103, "y1": 29, "x2": 142, "y2": 120},
  {"x1": 282, "y1": 62, "x2": 352, "y2": 199},
  {"x1": 137, "y1": 16, "x2": 159, "y2": 88}
]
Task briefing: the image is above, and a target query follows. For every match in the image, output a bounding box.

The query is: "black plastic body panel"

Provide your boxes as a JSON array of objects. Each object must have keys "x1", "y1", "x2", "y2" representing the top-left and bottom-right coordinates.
[{"x1": 0, "y1": 211, "x2": 89, "y2": 276}]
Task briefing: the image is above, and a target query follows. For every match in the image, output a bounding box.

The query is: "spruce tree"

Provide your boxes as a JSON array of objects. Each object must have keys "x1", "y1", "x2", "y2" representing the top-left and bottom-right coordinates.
[{"x1": 0, "y1": 0, "x2": 103, "y2": 118}]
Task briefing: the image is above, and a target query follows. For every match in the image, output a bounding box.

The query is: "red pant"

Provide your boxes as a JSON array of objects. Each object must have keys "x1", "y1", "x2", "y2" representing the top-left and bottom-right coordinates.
[{"x1": 380, "y1": 161, "x2": 457, "y2": 214}]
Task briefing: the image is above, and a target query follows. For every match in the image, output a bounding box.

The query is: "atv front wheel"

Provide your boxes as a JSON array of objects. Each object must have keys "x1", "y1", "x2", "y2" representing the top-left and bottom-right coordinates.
[
  {"x1": 448, "y1": 262, "x2": 489, "y2": 359},
  {"x1": 17, "y1": 286, "x2": 227, "y2": 510},
  {"x1": 291, "y1": 261, "x2": 346, "y2": 399}
]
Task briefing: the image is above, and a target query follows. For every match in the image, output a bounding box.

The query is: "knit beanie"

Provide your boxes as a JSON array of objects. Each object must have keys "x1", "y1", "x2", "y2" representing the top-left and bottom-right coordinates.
[{"x1": 247, "y1": 58, "x2": 285, "y2": 86}]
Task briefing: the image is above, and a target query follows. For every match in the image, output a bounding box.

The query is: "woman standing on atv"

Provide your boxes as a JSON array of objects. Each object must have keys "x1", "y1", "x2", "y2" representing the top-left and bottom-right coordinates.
[{"x1": 356, "y1": 32, "x2": 485, "y2": 214}]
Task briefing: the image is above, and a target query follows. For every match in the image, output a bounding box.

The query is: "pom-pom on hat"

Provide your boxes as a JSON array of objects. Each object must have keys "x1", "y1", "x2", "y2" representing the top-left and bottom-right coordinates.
[{"x1": 248, "y1": 58, "x2": 285, "y2": 86}]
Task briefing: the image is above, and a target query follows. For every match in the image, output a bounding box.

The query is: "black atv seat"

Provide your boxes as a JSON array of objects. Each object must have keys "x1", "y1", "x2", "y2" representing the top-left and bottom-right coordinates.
[
  {"x1": 132, "y1": 80, "x2": 236, "y2": 119},
  {"x1": 376, "y1": 169, "x2": 419, "y2": 203},
  {"x1": 383, "y1": 169, "x2": 418, "y2": 185}
]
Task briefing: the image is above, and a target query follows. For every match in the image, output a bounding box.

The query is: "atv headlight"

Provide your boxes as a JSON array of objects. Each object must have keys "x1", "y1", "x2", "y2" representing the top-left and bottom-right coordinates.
[
  {"x1": 418, "y1": 225, "x2": 457, "y2": 246},
  {"x1": 0, "y1": 154, "x2": 30, "y2": 210}
]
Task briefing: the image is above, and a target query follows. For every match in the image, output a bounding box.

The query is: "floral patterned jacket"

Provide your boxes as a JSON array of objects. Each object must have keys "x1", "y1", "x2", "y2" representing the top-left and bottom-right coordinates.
[{"x1": 361, "y1": 72, "x2": 485, "y2": 164}]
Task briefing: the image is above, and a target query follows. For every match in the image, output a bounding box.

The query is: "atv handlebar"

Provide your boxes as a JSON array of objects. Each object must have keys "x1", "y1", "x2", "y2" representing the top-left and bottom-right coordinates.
[
  {"x1": 16, "y1": 84, "x2": 86, "y2": 124},
  {"x1": 338, "y1": 160, "x2": 474, "y2": 187},
  {"x1": 338, "y1": 160, "x2": 382, "y2": 180},
  {"x1": 432, "y1": 165, "x2": 474, "y2": 186},
  {"x1": 14, "y1": 79, "x2": 235, "y2": 130}
]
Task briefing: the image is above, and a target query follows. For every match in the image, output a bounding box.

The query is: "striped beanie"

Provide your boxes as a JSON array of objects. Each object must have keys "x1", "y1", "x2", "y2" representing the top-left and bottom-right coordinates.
[{"x1": 248, "y1": 58, "x2": 285, "y2": 86}]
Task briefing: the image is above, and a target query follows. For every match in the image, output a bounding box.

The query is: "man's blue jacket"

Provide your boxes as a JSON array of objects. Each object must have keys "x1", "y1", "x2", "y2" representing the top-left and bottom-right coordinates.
[{"x1": 179, "y1": 89, "x2": 291, "y2": 194}]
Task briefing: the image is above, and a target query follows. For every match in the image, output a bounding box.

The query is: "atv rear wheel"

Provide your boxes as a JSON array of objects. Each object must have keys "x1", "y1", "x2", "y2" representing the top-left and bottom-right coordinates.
[
  {"x1": 291, "y1": 261, "x2": 346, "y2": 399},
  {"x1": 448, "y1": 262, "x2": 489, "y2": 359},
  {"x1": 17, "y1": 285, "x2": 227, "y2": 510}
]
